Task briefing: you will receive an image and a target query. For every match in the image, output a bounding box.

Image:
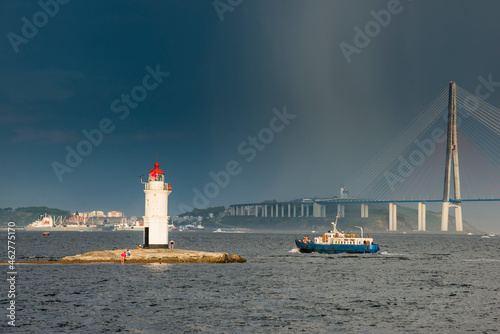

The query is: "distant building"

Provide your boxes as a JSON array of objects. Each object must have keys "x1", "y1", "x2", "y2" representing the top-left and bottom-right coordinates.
[
  {"x1": 107, "y1": 211, "x2": 123, "y2": 217},
  {"x1": 77, "y1": 211, "x2": 106, "y2": 218}
]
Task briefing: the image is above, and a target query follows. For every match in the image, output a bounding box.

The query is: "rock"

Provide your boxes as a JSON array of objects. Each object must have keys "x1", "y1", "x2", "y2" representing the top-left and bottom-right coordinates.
[
  {"x1": 228, "y1": 254, "x2": 246, "y2": 263},
  {"x1": 60, "y1": 248, "x2": 246, "y2": 264}
]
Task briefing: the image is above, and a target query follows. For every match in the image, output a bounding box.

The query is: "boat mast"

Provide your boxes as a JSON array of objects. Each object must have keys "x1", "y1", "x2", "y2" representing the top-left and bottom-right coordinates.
[
  {"x1": 331, "y1": 213, "x2": 340, "y2": 233},
  {"x1": 354, "y1": 226, "x2": 364, "y2": 238}
]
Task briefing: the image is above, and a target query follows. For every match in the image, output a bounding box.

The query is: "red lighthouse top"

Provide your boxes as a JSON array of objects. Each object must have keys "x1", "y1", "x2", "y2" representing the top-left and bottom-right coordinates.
[{"x1": 149, "y1": 162, "x2": 164, "y2": 180}]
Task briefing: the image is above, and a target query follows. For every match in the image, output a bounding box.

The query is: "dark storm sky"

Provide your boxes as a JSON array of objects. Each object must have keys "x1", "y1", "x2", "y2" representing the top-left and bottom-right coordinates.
[{"x1": 1, "y1": 0, "x2": 499, "y2": 231}]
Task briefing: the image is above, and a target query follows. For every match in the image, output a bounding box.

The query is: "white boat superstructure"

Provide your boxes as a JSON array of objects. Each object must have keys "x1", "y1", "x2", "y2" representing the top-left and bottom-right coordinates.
[
  {"x1": 115, "y1": 221, "x2": 145, "y2": 231},
  {"x1": 27, "y1": 214, "x2": 54, "y2": 228}
]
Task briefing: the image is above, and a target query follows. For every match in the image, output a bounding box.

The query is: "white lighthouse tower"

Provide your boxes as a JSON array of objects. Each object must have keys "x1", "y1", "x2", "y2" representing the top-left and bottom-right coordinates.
[{"x1": 142, "y1": 161, "x2": 172, "y2": 248}]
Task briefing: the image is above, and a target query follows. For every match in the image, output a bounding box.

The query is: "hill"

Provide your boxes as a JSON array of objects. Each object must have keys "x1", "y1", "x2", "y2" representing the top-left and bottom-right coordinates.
[
  {"x1": 179, "y1": 206, "x2": 226, "y2": 218},
  {"x1": 0, "y1": 207, "x2": 72, "y2": 227}
]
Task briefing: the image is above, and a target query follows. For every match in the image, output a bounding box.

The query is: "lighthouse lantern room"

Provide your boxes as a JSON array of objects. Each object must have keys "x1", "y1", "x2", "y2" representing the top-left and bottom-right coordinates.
[{"x1": 142, "y1": 161, "x2": 172, "y2": 248}]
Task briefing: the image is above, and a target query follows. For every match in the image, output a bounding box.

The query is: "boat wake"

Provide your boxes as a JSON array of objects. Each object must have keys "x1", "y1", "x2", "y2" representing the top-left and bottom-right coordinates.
[
  {"x1": 143, "y1": 263, "x2": 173, "y2": 271},
  {"x1": 380, "y1": 251, "x2": 410, "y2": 257},
  {"x1": 288, "y1": 248, "x2": 300, "y2": 253},
  {"x1": 463, "y1": 258, "x2": 500, "y2": 263}
]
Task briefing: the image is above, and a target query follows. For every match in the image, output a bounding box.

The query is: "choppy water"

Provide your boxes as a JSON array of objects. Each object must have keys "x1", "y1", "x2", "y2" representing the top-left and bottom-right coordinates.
[{"x1": 1, "y1": 231, "x2": 499, "y2": 333}]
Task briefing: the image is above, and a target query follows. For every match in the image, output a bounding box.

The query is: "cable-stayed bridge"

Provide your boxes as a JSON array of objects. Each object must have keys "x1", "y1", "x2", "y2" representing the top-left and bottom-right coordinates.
[{"x1": 230, "y1": 82, "x2": 500, "y2": 231}]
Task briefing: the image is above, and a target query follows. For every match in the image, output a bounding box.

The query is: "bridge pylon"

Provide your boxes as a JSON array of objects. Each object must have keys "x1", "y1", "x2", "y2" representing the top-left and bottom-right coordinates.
[{"x1": 442, "y1": 81, "x2": 463, "y2": 231}]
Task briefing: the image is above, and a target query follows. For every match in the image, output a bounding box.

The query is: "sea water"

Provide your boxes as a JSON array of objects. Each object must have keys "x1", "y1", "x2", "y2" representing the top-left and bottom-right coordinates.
[{"x1": 1, "y1": 231, "x2": 499, "y2": 333}]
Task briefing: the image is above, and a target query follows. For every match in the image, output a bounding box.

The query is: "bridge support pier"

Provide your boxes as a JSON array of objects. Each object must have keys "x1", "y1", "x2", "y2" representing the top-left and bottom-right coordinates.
[
  {"x1": 441, "y1": 202, "x2": 463, "y2": 231},
  {"x1": 418, "y1": 202, "x2": 426, "y2": 231},
  {"x1": 313, "y1": 203, "x2": 326, "y2": 217},
  {"x1": 441, "y1": 202, "x2": 449, "y2": 231},
  {"x1": 389, "y1": 202, "x2": 397, "y2": 231},
  {"x1": 361, "y1": 203, "x2": 368, "y2": 218},
  {"x1": 455, "y1": 204, "x2": 463, "y2": 231},
  {"x1": 337, "y1": 204, "x2": 345, "y2": 218}
]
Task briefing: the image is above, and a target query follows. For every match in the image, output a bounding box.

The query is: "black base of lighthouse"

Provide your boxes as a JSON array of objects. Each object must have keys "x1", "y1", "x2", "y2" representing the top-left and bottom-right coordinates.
[
  {"x1": 143, "y1": 244, "x2": 170, "y2": 249},
  {"x1": 142, "y1": 227, "x2": 169, "y2": 249},
  {"x1": 143, "y1": 227, "x2": 149, "y2": 248}
]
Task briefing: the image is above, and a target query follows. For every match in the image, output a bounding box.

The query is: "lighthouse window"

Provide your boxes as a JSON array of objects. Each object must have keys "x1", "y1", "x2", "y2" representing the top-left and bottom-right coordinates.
[{"x1": 158, "y1": 175, "x2": 163, "y2": 181}]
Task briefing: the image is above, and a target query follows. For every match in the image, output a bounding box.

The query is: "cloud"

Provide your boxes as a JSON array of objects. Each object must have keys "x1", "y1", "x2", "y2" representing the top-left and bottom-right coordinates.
[
  {"x1": 0, "y1": 108, "x2": 52, "y2": 125},
  {"x1": 0, "y1": 69, "x2": 84, "y2": 132},
  {"x1": 11, "y1": 127, "x2": 77, "y2": 145},
  {"x1": 111, "y1": 130, "x2": 182, "y2": 143},
  {"x1": 0, "y1": 69, "x2": 84, "y2": 103}
]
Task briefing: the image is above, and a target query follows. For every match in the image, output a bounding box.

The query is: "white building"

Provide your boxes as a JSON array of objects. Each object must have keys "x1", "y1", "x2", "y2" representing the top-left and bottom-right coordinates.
[
  {"x1": 142, "y1": 161, "x2": 172, "y2": 248},
  {"x1": 107, "y1": 211, "x2": 123, "y2": 217},
  {"x1": 77, "y1": 211, "x2": 106, "y2": 218}
]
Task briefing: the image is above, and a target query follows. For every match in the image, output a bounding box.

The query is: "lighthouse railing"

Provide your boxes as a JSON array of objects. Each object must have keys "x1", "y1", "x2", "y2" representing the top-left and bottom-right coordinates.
[{"x1": 144, "y1": 182, "x2": 171, "y2": 191}]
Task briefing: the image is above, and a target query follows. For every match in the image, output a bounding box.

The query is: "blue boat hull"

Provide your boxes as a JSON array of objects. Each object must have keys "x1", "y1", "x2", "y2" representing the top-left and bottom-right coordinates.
[{"x1": 295, "y1": 239, "x2": 379, "y2": 254}]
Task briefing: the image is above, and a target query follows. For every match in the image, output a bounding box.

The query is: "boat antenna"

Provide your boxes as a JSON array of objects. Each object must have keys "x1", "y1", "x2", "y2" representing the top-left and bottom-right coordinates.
[
  {"x1": 354, "y1": 226, "x2": 364, "y2": 238},
  {"x1": 331, "y1": 213, "x2": 340, "y2": 232}
]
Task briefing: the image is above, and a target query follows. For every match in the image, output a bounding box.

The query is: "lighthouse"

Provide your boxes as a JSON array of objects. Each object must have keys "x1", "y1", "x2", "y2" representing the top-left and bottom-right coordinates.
[{"x1": 142, "y1": 161, "x2": 172, "y2": 248}]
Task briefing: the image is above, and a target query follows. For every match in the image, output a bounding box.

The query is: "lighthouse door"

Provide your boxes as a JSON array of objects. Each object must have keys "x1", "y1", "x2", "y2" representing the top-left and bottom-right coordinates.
[{"x1": 144, "y1": 227, "x2": 149, "y2": 248}]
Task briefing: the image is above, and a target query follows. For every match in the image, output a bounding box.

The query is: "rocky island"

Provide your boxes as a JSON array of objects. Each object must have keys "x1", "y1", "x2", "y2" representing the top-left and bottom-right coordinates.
[{"x1": 61, "y1": 248, "x2": 246, "y2": 264}]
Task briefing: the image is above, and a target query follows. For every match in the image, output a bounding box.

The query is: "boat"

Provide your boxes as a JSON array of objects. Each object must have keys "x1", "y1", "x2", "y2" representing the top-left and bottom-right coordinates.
[
  {"x1": 177, "y1": 223, "x2": 206, "y2": 231},
  {"x1": 212, "y1": 228, "x2": 250, "y2": 233},
  {"x1": 114, "y1": 221, "x2": 145, "y2": 231},
  {"x1": 295, "y1": 215, "x2": 379, "y2": 254},
  {"x1": 25, "y1": 212, "x2": 103, "y2": 231},
  {"x1": 26, "y1": 214, "x2": 55, "y2": 229},
  {"x1": 102, "y1": 224, "x2": 115, "y2": 231}
]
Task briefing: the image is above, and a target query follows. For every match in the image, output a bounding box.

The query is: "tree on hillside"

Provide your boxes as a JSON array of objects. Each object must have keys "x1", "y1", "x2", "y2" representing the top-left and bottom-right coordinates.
[{"x1": 179, "y1": 206, "x2": 226, "y2": 217}]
